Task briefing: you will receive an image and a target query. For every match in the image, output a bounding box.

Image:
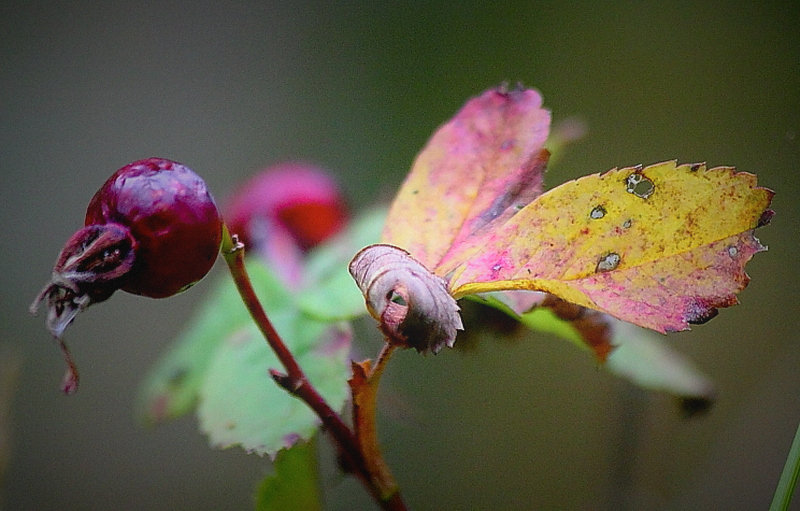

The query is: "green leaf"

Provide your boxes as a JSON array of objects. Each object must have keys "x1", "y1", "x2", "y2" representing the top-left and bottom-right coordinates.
[
  {"x1": 138, "y1": 252, "x2": 353, "y2": 455},
  {"x1": 297, "y1": 207, "x2": 386, "y2": 321},
  {"x1": 198, "y1": 318, "x2": 351, "y2": 456},
  {"x1": 138, "y1": 210, "x2": 382, "y2": 453},
  {"x1": 137, "y1": 208, "x2": 384, "y2": 425},
  {"x1": 136, "y1": 261, "x2": 293, "y2": 424},
  {"x1": 255, "y1": 440, "x2": 322, "y2": 511},
  {"x1": 516, "y1": 304, "x2": 586, "y2": 350},
  {"x1": 475, "y1": 293, "x2": 715, "y2": 403},
  {"x1": 605, "y1": 320, "x2": 715, "y2": 400},
  {"x1": 467, "y1": 293, "x2": 587, "y2": 350}
]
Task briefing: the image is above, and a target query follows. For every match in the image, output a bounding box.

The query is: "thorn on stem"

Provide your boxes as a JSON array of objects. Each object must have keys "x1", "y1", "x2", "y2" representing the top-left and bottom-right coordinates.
[
  {"x1": 269, "y1": 367, "x2": 288, "y2": 382},
  {"x1": 269, "y1": 368, "x2": 303, "y2": 392}
]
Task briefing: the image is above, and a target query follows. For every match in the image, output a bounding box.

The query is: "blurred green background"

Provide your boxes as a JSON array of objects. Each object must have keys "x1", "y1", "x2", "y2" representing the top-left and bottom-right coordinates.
[{"x1": 2, "y1": 1, "x2": 798, "y2": 509}]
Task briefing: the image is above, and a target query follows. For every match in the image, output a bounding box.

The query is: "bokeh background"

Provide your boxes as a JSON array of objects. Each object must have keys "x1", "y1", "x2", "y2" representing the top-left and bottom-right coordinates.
[{"x1": 2, "y1": 2, "x2": 798, "y2": 509}]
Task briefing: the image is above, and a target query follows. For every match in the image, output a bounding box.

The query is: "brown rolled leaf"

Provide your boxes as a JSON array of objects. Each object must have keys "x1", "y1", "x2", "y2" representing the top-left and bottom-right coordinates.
[{"x1": 349, "y1": 244, "x2": 463, "y2": 353}]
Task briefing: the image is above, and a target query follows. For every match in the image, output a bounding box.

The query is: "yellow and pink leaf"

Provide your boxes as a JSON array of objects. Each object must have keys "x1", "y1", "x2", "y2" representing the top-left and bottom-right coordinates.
[{"x1": 352, "y1": 84, "x2": 773, "y2": 354}]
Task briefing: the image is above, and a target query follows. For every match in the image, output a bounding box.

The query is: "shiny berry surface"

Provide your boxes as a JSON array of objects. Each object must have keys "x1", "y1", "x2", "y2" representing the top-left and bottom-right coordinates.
[
  {"x1": 86, "y1": 158, "x2": 223, "y2": 298},
  {"x1": 32, "y1": 157, "x2": 222, "y2": 393}
]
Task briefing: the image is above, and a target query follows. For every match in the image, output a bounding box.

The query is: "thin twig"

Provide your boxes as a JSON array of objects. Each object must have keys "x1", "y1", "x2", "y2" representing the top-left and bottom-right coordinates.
[{"x1": 220, "y1": 228, "x2": 407, "y2": 510}]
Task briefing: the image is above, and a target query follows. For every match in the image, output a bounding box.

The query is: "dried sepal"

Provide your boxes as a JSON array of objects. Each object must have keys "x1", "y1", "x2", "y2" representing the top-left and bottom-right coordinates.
[
  {"x1": 31, "y1": 223, "x2": 136, "y2": 339},
  {"x1": 30, "y1": 223, "x2": 137, "y2": 394}
]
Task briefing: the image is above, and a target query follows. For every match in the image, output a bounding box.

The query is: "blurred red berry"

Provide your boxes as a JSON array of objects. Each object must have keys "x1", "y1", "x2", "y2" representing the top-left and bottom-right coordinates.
[
  {"x1": 225, "y1": 162, "x2": 347, "y2": 252},
  {"x1": 225, "y1": 162, "x2": 348, "y2": 285}
]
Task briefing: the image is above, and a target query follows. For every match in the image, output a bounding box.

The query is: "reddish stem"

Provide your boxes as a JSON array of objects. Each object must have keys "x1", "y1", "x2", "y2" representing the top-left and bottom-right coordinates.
[
  {"x1": 350, "y1": 343, "x2": 401, "y2": 498},
  {"x1": 220, "y1": 228, "x2": 406, "y2": 511}
]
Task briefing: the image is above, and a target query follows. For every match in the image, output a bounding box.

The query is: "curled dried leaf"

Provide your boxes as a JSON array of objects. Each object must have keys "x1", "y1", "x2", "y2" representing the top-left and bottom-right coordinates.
[{"x1": 349, "y1": 244, "x2": 463, "y2": 353}]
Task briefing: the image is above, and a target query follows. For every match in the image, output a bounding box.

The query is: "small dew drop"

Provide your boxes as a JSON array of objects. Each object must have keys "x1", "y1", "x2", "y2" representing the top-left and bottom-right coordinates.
[
  {"x1": 625, "y1": 173, "x2": 655, "y2": 199},
  {"x1": 590, "y1": 205, "x2": 606, "y2": 219},
  {"x1": 596, "y1": 252, "x2": 621, "y2": 273},
  {"x1": 491, "y1": 264, "x2": 503, "y2": 272},
  {"x1": 727, "y1": 245, "x2": 738, "y2": 257},
  {"x1": 622, "y1": 219, "x2": 632, "y2": 229}
]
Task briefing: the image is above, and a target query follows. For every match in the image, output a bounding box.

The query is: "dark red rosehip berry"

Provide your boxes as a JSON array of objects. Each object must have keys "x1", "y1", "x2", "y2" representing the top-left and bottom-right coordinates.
[
  {"x1": 225, "y1": 162, "x2": 348, "y2": 285},
  {"x1": 31, "y1": 157, "x2": 222, "y2": 394},
  {"x1": 85, "y1": 158, "x2": 222, "y2": 298}
]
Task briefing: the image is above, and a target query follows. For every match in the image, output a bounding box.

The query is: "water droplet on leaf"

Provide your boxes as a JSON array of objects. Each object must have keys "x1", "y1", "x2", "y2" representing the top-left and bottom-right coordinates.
[
  {"x1": 625, "y1": 173, "x2": 655, "y2": 199},
  {"x1": 590, "y1": 205, "x2": 606, "y2": 219},
  {"x1": 595, "y1": 252, "x2": 621, "y2": 272}
]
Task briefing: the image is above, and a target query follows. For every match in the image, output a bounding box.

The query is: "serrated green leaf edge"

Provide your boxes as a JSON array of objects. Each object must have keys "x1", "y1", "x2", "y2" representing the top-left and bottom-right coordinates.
[
  {"x1": 137, "y1": 208, "x2": 383, "y2": 427},
  {"x1": 135, "y1": 261, "x2": 293, "y2": 424},
  {"x1": 197, "y1": 318, "x2": 351, "y2": 457}
]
